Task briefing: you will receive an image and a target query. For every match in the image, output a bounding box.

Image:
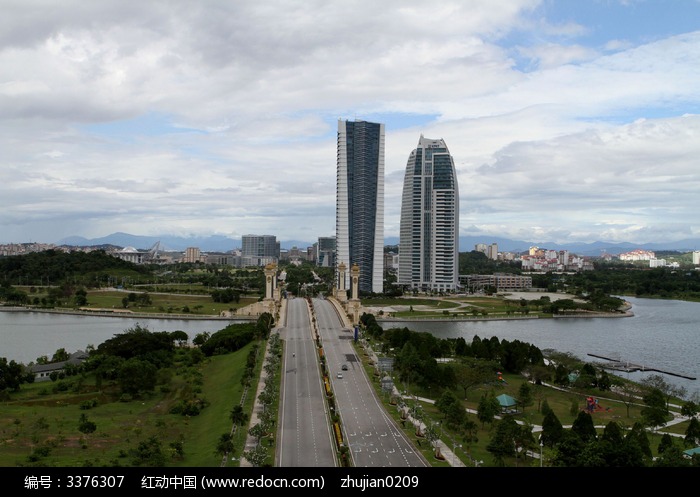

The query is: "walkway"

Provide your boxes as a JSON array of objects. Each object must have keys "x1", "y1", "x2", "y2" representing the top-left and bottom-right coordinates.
[{"x1": 239, "y1": 299, "x2": 287, "y2": 467}]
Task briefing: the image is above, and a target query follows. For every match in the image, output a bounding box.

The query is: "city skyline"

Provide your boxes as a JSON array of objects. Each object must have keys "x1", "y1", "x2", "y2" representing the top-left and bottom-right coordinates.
[{"x1": 2, "y1": 1, "x2": 699, "y2": 246}]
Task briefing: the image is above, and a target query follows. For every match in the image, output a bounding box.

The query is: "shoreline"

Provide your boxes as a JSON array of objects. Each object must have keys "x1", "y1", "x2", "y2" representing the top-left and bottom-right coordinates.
[
  {"x1": 0, "y1": 306, "x2": 253, "y2": 321},
  {"x1": 371, "y1": 301, "x2": 634, "y2": 323}
]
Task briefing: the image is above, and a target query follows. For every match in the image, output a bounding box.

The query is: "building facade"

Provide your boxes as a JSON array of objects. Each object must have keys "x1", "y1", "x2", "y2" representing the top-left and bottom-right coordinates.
[
  {"x1": 336, "y1": 119, "x2": 385, "y2": 294},
  {"x1": 398, "y1": 135, "x2": 459, "y2": 292},
  {"x1": 241, "y1": 234, "x2": 279, "y2": 267},
  {"x1": 316, "y1": 236, "x2": 336, "y2": 268}
]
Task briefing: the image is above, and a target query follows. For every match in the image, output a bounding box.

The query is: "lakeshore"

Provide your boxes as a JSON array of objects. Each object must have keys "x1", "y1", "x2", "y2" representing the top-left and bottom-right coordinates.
[
  {"x1": 0, "y1": 305, "x2": 254, "y2": 321},
  {"x1": 364, "y1": 291, "x2": 634, "y2": 322}
]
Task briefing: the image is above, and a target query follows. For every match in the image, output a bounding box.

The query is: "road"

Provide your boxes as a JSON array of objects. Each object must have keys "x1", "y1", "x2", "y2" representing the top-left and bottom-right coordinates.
[
  {"x1": 277, "y1": 297, "x2": 337, "y2": 466},
  {"x1": 313, "y1": 297, "x2": 429, "y2": 467}
]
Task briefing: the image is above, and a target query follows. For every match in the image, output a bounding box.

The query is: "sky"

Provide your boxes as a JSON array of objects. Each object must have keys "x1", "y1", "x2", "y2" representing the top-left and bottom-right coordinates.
[{"x1": 1, "y1": 0, "x2": 699, "y2": 247}]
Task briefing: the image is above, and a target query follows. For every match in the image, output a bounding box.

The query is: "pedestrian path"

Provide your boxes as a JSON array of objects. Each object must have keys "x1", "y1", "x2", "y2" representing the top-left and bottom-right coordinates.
[{"x1": 239, "y1": 299, "x2": 287, "y2": 467}]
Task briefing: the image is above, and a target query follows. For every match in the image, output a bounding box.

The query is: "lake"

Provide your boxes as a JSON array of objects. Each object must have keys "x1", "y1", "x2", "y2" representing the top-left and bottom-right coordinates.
[
  {"x1": 0, "y1": 310, "x2": 236, "y2": 364},
  {"x1": 378, "y1": 296, "x2": 700, "y2": 398},
  {"x1": 1, "y1": 296, "x2": 698, "y2": 398}
]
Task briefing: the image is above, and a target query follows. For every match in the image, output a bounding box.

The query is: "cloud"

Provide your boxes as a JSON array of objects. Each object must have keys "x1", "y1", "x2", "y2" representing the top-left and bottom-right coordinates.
[{"x1": 0, "y1": 0, "x2": 698, "y2": 246}]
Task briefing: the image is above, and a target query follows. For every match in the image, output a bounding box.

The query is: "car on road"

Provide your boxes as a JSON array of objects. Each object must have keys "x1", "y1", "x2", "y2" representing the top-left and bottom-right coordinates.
[
  {"x1": 336, "y1": 372, "x2": 343, "y2": 379},
  {"x1": 341, "y1": 363, "x2": 348, "y2": 370}
]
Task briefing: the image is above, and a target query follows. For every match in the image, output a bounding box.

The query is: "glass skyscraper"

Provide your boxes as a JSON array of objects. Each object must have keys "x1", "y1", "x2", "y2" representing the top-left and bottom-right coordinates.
[
  {"x1": 336, "y1": 119, "x2": 385, "y2": 294},
  {"x1": 398, "y1": 135, "x2": 459, "y2": 292}
]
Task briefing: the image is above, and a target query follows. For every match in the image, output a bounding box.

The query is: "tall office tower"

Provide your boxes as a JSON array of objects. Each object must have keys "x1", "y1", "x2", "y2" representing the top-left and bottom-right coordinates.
[
  {"x1": 336, "y1": 119, "x2": 385, "y2": 294},
  {"x1": 398, "y1": 135, "x2": 459, "y2": 292}
]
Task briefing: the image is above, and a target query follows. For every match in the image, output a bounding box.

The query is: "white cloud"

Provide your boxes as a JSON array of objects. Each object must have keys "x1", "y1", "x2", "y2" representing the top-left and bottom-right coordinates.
[{"x1": 0, "y1": 0, "x2": 698, "y2": 247}]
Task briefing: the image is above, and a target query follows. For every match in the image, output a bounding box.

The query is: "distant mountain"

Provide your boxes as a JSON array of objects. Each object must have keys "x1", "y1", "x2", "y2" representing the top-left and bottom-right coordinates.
[
  {"x1": 57, "y1": 232, "x2": 700, "y2": 256},
  {"x1": 57, "y1": 232, "x2": 315, "y2": 252}
]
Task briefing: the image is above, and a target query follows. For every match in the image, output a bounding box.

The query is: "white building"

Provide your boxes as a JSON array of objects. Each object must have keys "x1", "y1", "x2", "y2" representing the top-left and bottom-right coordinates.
[{"x1": 398, "y1": 135, "x2": 459, "y2": 292}]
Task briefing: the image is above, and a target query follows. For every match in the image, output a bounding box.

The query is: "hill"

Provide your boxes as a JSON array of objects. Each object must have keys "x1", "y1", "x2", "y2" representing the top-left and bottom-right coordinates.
[{"x1": 57, "y1": 232, "x2": 700, "y2": 256}]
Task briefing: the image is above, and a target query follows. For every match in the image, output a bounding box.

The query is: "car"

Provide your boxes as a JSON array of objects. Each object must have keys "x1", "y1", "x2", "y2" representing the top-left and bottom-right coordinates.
[
  {"x1": 341, "y1": 364, "x2": 348, "y2": 370},
  {"x1": 336, "y1": 372, "x2": 343, "y2": 379}
]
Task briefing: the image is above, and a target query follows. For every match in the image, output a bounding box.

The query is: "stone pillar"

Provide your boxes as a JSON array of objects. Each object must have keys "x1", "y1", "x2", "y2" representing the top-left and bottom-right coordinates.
[
  {"x1": 336, "y1": 262, "x2": 348, "y2": 303},
  {"x1": 264, "y1": 263, "x2": 276, "y2": 300},
  {"x1": 263, "y1": 263, "x2": 279, "y2": 316},
  {"x1": 350, "y1": 264, "x2": 360, "y2": 300},
  {"x1": 349, "y1": 263, "x2": 361, "y2": 325}
]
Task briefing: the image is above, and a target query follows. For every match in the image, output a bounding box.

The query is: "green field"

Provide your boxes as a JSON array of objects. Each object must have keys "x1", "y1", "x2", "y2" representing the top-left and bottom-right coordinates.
[{"x1": 0, "y1": 341, "x2": 263, "y2": 467}]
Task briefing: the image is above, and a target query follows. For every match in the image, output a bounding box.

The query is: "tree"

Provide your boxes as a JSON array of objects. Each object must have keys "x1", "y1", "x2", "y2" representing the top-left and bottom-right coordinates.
[
  {"x1": 627, "y1": 422, "x2": 652, "y2": 461},
  {"x1": 684, "y1": 417, "x2": 700, "y2": 447},
  {"x1": 551, "y1": 430, "x2": 585, "y2": 467},
  {"x1": 118, "y1": 358, "x2": 158, "y2": 396},
  {"x1": 193, "y1": 332, "x2": 211, "y2": 347},
  {"x1": 78, "y1": 413, "x2": 96, "y2": 435},
  {"x1": 654, "y1": 444, "x2": 691, "y2": 468},
  {"x1": 541, "y1": 410, "x2": 564, "y2": 448},
  {"x1": 486, "y1": 416, "x2": 519, "y2": 465},
  {"x1": 616, "y1": 380, "x2": 642, "y2": 418},
  {"x1": 0, "y1": 357, "x2": 24, "y2": 393},
  {"x1": 453, "y1": 360, "x2": 494, "y2": 399},
  {"x1": 477, "y1": 393, "x2": 500, "y2": 428},
  {"x1": 571, "y1": 411, "x2": 597, "y2": 442},
  {"x1": 641, "y1": 374, "x2": 675, "y2": 409},
  {"x1": 230, "y1": 404, "x2": 249, "y2": 428},
  {"x1": 215, "y1": 433, "x2": 234, "y2": 457},
  {"x1": 641, "y1": 387, "x2": 669, "y2": 430},
  {"x1": 130, "y1": 436, "x2": 166, "y2": 467},
  {"x1": 170, "y1": 330, "x2": 188, "y2": 347},
  {"x1": 518, "y1": 382, "x2": 533, "y2": 412},
  {"x1": 681, "y1": 400, "x2": 698, "y2": 418}
]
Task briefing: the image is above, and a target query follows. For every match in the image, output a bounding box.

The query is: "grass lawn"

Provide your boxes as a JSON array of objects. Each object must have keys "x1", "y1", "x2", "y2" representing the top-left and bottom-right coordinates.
[
  {"x1": 0, "y1": 342, "x2": 262, "y2": 467},
  {"x1": 21, "y1": 288, "x2": 261, "y2": 317},
  {"x1": 352, "y1": 339, "x2": 687, "y2": 467}
]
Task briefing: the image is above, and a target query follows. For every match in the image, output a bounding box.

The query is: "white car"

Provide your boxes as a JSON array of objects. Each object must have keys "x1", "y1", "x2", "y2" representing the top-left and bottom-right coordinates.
[{"x1": 336, "y1": 372, "x2": 343, "y2": 379}]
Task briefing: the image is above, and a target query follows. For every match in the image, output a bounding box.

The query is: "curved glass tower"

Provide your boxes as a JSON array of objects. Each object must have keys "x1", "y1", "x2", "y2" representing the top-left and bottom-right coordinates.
[
  {"x1": 336, "y1": 119, "x2": 385, "y2": 294},
  {"x1": 398, "y1": 135, "x2": 459, "y2": 292}
]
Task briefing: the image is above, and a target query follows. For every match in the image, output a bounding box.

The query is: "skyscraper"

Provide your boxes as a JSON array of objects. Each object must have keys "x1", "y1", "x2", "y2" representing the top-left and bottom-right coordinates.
[
  {"x1": 398, "y1": 135, "x2": 459, "y2": 292},
  {"x1": 336, "y1": 119, "x2": 385, "y2": 294}
]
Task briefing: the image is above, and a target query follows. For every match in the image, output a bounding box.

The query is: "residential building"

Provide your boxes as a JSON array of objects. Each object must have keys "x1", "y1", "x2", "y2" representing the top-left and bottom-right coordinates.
[
  {"x1": 183, "y1": 247, "x2": 202, "y2": 263},
  {"x1": 336, "y1": 119, "x2": 385, "y2": 294},
  {"x1": 398, "y1": 135, "x2": 459, "y2": 292},
  {"x1": 487, "y1": 243, "x2": 499, "y2": 261}
]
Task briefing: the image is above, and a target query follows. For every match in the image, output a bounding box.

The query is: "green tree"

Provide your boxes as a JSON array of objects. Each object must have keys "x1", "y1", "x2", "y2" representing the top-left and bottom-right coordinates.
[
  {"x1": 477, "y1": 393, "x2": 500, "y2": 428},
  {"x1": 230, "y1": 404, "x2": 249, "y2": 428},
  {"x1": 0, "y1": 357, "x2": 24, "y2": 392},
  {"x1": 641, "y1": 387, "x2": 669, "y2": 430},
  {"x1": 518, "y1": 382, "x2": 533, "y2": 412},
  {"x1": 486, "y1": 416, "x2": 519, "y2": 465},
  {"x1": 118, "y1": 358, "x2": 158, "y2": 396},
  {"x1": 681, "y1": 401, "x2": 698, "y2": 418},
  {"x1": 571, "y1": 411, "x2": 597, "y2": 442},
  {"x1": 215, "y1": 433, "x2": 234, "y2": 458},
  {"x1": 453, "y1": 360, "x2": 494, "y2": 399},
  {"x1": 78, "y1": 413, "x2": 96, "y2": 435},
  {"x1": 541, "y1": 410, "x2": 564, "y2": 448},
  {"x1": 684, "y1": 417, "x2": 700, "y2": 447},
  {"x1": 130, "y1": 436, "x2": 166, "y2": 467}
]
